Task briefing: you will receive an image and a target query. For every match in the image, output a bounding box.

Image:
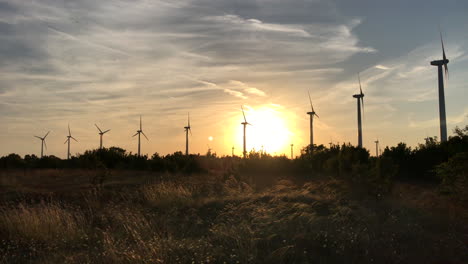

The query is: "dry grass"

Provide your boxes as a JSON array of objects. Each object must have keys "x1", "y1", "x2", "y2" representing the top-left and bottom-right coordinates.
[
  {"x1": 0, "y1": 169, "x2": 467, "y2": 264},
  {"x1": 141, "y1": 181, "x2": 193, "y2": 208},
  {"x1": 0, "y1": 202, "x2": 86, "y2": 244}
]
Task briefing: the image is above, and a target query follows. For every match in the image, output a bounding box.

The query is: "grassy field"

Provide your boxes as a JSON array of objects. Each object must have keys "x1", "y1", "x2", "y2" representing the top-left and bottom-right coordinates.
[{"x1": 0, "y1": 169, "x2": 467, "y2": 263}]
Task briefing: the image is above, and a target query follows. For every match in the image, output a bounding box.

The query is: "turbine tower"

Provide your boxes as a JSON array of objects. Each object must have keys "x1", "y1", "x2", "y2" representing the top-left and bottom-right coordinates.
[
  {"x1": 306, "y1": 90, "x2": 319, "y2": 150},
  {"x1": 95, "y1": 124, "x2": 110, "y2": 149},
  {"x1": 232, "y1": 146, "x2": 235, "y2": 157},
  {"x1": 353, "y1": 74, "x2": 365, "y2": 148},
  {"x1": 241, "y1": 106, "x2": 251, "y2": 158},
  {"x1": 184, "y1": 113, "x2": 192, "y2": 155},
  {"x1": 34, "y1": 131, "x2": 50, "y2": 158},
  {"x1": 290, "y1": 144, "x2": 294, "y2": 159},
  {"x1": 430, "y1": 32, "x2": 449, "y2": 142},
  {"x1": 132, "y1": 116, "x2": 148, "y2": 157},
  {"x1": 374, "y1": 139, "x2": 379, "y2": 157},
  {"x1": 64, "y1": 125, "x2": 78, "y2": 160}
]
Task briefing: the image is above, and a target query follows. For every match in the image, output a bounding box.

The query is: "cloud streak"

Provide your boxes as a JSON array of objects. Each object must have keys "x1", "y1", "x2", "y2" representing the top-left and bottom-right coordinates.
[{"x1": 1, "y1": 0, "x2": 466, "y2": 157}]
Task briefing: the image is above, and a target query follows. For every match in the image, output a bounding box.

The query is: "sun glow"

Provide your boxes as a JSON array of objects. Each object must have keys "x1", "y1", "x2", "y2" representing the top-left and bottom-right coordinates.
[{"x1": 237, "y1": 105, "x2": 293, "y2": 155}]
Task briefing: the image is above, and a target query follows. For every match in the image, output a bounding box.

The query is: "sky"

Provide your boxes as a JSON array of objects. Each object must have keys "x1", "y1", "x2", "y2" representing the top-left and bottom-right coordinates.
[{"x1": 1, "y1": 0, "x2": 467, "y2": 158}]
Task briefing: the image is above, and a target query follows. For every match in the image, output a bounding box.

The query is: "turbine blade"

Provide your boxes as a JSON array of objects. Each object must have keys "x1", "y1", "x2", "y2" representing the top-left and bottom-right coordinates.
[
  {"x1": 132, "y1": 132, "x2": 139, "y2": 137},
  {"x1": 43, "y1": 140, "x2": 47, "y2": 150},
  {"x1": 188, "y1": 112, "x2": 190, "y2": 127},
  {"x1": 142, "y1": 131, "x2": 149, "y2": 140},
  {"x1": 103, "y1": 129, "x2": 111, "y2": 134},
  {"x1": 361, "y1": 97, "x2": 365, "y2": 118},
  {"x1": 440, "y1": 31, "x2": 447, "y2": 60},
  {"x1": 140, "y1": 115, "x2": 142, "y2": 131},
  {"x1": 34, "y1": 136, "x2": 42, "y2": 139},
  {"x1": 71, "y1": 136, "x2": 78, "y2": 142},
  {"x1": 440, "y1": 31, "x2": 449, "y2": 79},
  {"x1": 358, "y1": 73, "x2": 363, "y2": 95},
  {"x1": 44, "y1": 131, "x2": 50, "y2": 139},
  {"x1": 307, "y1": 90, "x2": 313, "y2": 112},
  {"x1": 189, "y1": 128, "x2": 192, "y2": 136},
  {"x1": 241, "y1": 106, "x2": 247, "y2": 123},
  {"x1": 95, "y1": 124, "x2": 103, "y2": 133},
  {"x1": 314, "y1": 113, "x2": 320, "y2": 119},
  {"x1": 444, "y1": 63, "x2": 449, "y2": 80},
  {"x1": 68, "y1": 124, "x2": 71, "y2": 136},
  {"x1": 64, "y1": 138, "x2": 69, "y2": 144}
]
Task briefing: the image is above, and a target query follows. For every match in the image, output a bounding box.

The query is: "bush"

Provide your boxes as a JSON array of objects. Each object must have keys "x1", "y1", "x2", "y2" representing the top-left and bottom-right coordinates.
[{"x1": 436, "y1": 152, "x2": 468, "y2": 201}]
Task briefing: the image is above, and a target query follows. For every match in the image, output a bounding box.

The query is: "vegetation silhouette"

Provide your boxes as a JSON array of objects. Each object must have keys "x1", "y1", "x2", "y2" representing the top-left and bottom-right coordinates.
[
  {"x1": 0, "y1": 126, "x2": 467, "y2": 263},
  {"x1": 1, "y1": 125, "x2": 467, "y2": 198}
]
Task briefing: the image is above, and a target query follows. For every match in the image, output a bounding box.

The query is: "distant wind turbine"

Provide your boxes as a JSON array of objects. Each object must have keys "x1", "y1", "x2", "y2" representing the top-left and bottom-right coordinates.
[
  {"x1": 241, "y1": 106, "x2": 251, "y2": 158},
  {"x1": 306, "y1": 90, "x2": 319, "y2": 150},
  {"x1": 374, "y1": 139, "x2": 379, "y2": 157},
  {"x1": 184, "y1": 113, "x2": 192, "y2": 155},
  {"x1": 232, "y1": 146, "x2": 235, "y2": 157},
  {"x1": 132, "y1": 116, "x2": 148, "y2": 157},
  {"x1": 430, "y1": 31, "x2": 450, "y2": 142},
  {"x1": 290, "y1": 143, "x2": 294, "y2": 159},
  {"x1": 34, "y1": 131, "x2": 50, "y2": 158},
  {"x1": 64, "y1": 125, "x2": 78, "y2": 160},
  {"x1": 95, "y1": 124, "x2": 110, "y2": 149},
  {"x1": 353, "y1": 74, "x2": 365, "y2": 148}
]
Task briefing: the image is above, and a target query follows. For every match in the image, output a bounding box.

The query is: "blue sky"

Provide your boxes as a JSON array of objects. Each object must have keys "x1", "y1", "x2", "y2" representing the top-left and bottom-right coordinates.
[{"x1": 1, "y1": 0, "x2": 467, "y2": 158}]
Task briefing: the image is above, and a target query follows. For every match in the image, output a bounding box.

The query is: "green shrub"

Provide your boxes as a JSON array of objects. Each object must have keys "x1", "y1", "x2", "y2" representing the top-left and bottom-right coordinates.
[{"x1": 436, "y1": 152, "x2": 468, "y2": 201}]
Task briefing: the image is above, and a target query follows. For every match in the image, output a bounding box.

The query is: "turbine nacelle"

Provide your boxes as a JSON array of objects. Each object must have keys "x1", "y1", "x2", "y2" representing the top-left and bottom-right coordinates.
[
  {"x1": 430, "y1": 59, "x2": 449, "y2": 66},
  {"x1": 65, "y1": 125, "x2": 78, "y2": 143},
  {"x1": 35, "y1": 131, "x2": 50, "y2": 141},
  {"x1": 307, "y1": 111, "x2": 319, "y2": 119},
  {"x1": 133, "y1": 116, "x2": 148, "y2": 141},
  {"x1": 95, "y1": 124, "x2": 110, "y2": 135},
  {"x1": 184, "y1": 113, "x2": 192, "y2": 134}
]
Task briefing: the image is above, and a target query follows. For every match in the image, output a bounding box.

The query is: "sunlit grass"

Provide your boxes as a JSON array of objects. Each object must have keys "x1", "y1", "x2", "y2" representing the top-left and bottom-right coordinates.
[
  {"x1": 0, "y1": 170, "x2": 466, "y2": 263},
  {"x1": 0, "y1": 202, "x2": 86, "y2": 244}
]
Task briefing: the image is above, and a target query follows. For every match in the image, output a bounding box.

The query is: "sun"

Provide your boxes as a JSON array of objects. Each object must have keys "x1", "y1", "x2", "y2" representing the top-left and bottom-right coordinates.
[{"x1": 238, "y1": 105, "x2": 292, "y2": 155}]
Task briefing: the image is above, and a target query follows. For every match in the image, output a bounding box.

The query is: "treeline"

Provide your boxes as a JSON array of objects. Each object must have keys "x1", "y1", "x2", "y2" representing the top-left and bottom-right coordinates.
[
  {"x1": 297, "y1": 125, "x2": 468, "y2": 179},
  {"x1": 0, "y1": 148, "x2": 205, "y2": 174},
  {"x1": 292, "y1": 125, "x2": 468, "y2": 198},
  {"x1": 1, "y1": 126, "x2": 467, "y2": 198}
]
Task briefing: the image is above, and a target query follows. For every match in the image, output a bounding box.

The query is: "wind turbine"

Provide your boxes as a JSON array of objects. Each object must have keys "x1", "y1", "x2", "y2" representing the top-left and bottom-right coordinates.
[
  {"x1": 132, "y1": 115, "x2": 148, "y2": 157},
  {"x1": 34, "y1": 131, "x2": 50, "y2": 158},
  {"x1": 241, "y1": 106, "x2": 251, "y2": 158},
  {"x1": 95, "y1": 124, "x2": 110, "y2": 149},
  {"x1": 184, "y1": 113, "x2": 192, "y2": 155},
  {"x1": 353, "y1": 73, "x2": 365, "y2": 148},
  {"x1": 64, "y1": 125, "x2": 78, "y2": 160},
  {"x1": 290, "y1": 143, "x2": 294, "y2": 159},
  {"x1": 232, "y1": 146, "x2": 235, "y2": 157},
  {"x1": 430, "y1": 31, "x2": 450, "y2": 142},
  {"x1": 374, "y1": 139, "x2": 379, "y2": 157},
  {"x1": 306, "y1": 90, "x2": 319, "y2": 150}
]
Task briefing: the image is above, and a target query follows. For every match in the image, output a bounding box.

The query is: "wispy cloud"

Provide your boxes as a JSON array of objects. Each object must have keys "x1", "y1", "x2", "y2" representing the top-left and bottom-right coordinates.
[
  {"x1": 1, "y1": 0, "x2": 466, "y2": 156},
  {"x1": 228, "y1": 80, "x2": 267, "y2": 97},
  {"x1": 375, "y1": 64, "x2": 390, "y2": 70},
  {"x1": 224, "y1": 88, "x2": 247, "y2": 99}
]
